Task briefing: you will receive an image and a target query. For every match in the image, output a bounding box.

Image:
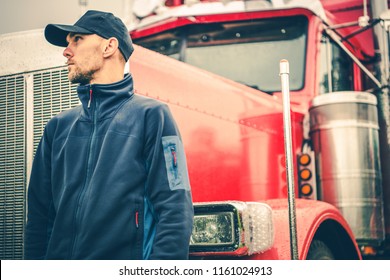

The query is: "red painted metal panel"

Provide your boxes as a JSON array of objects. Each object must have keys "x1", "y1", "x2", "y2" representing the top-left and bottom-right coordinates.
[{"x1": 130, "y1": 45, "x2": 301, "y2": 202}]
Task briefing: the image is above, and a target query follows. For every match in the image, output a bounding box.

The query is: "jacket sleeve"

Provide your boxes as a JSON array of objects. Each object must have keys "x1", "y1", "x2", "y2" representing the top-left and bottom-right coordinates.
[
  {"x1": 143, "y1": 103, "x2": 194, "y2": 260},
  {"x1": 24, "y1": 125, "x2": 54, "y2": 259}
]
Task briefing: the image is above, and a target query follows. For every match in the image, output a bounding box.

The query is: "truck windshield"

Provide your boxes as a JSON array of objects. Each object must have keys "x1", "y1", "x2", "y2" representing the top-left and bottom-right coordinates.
[{"x1": 135, "y1": 16, "x2": 308, "y2": 93}]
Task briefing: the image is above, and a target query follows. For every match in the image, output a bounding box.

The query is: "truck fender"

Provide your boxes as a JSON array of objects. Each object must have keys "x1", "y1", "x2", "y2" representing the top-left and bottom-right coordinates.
[{"x1": 256, "y1": 198, "x2": 361, "y2": 260}]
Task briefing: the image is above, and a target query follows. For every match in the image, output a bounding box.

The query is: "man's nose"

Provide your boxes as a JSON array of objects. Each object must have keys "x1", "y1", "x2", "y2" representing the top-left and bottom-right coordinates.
[{"x1": 63, "y1": 45, "x2": 72, "y2": 58}]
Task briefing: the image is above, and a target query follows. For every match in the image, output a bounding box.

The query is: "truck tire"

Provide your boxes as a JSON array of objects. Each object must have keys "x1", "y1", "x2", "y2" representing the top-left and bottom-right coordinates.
[{"x1": 306, "y1": 240, "x2": 335, "y2": 260}]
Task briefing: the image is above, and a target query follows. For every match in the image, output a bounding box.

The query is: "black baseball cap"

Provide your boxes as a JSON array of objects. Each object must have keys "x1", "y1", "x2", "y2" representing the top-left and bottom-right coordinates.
[{"x1": 44, "y1": 10, "x2": 134, "y2": 61}]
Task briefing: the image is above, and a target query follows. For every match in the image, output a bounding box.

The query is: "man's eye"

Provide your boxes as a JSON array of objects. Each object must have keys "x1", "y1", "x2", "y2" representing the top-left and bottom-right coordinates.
[{"x1": 74, "y1": 36, "x2": 82, "y2": 42}]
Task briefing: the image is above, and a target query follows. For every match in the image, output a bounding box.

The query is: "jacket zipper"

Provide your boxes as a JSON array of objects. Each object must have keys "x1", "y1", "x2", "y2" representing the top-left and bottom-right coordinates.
[
  {"x1": 170, "y1": 146, "x2": 178, "y2": 179},
  {"x1": 87, "y1": 86, "x2": 93, "y2": 109},
  {"x1": 170, "y1": 146, "x2": 177, "y2": 167},
  {"x1": 135, "y1": 211, "x2": 139, "y2": 228},
  {"x1": 70, "y1": 85, "x2": 98, "y2": 257}
]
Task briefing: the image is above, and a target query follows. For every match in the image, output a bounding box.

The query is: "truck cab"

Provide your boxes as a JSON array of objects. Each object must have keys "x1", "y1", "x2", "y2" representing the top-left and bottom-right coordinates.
[
  {"x1": 129, "y1": 0, "x2": 390, "y2": 259},
  {"x1": 0, "y1": 0, "x2": 389, "y2": 260}
]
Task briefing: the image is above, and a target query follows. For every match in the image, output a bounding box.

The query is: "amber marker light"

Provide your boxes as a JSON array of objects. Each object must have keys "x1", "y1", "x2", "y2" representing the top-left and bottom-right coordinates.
[
  {"x1": 299, "y1": 154, "x2": 311, "y2": 166},
  {"x1": 300, "y1": 184, "x2": 313, "y2": 196},
  {"x1": 300, "y1": 168, "x2": 312, "y2": 180},
  {"x1": 361, "y1": 246, "x2": 376, "y2": 256}
]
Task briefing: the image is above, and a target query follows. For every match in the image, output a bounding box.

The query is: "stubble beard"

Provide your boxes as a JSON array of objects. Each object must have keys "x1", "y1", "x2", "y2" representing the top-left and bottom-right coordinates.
[{"x1": 69, "y1": 68, "x2": 97, "y2": 85}]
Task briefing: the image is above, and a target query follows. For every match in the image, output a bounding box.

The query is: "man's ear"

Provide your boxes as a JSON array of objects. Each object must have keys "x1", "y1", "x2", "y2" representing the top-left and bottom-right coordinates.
[{"x1": 103, "y1": 37, "x2": 119, "y2": 58}]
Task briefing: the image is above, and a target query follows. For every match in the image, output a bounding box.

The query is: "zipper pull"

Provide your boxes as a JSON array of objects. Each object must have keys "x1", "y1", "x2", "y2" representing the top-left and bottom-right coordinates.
[
  {"x1": 171, "y1": 147, "x2": 177, "y2": 167},
  {"x1": 135, "y1": 211, "x2": 139, "y2": 228},
  {"x1": 87, "y1": 86, "x2": 93, "y2": 109}
]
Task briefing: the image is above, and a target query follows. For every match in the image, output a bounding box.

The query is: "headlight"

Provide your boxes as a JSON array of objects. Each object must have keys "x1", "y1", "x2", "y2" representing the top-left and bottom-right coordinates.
[
  {"x1": 190, "y1": 201, "x2": 274, "y2": 256},
  {"x1": 191, "y1": 212, "x2": 235, "y2": 246}
]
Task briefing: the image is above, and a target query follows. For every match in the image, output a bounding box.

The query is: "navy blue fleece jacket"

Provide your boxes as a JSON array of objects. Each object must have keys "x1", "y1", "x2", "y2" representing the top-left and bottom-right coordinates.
[{"x1": 25, "y1": 74, "x2": 194, "y2": 259}]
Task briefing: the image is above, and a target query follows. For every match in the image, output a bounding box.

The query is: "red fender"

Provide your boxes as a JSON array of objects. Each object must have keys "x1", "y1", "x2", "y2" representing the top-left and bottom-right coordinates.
[{"x1": 254, "y1": 199, "x2": 362, "y2": 260}]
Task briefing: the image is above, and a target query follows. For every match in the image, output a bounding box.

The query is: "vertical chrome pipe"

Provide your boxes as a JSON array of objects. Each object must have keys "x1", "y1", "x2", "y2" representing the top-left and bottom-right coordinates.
[{"x1": 279, "y1": 59, "x2": 299, "y2": 260}]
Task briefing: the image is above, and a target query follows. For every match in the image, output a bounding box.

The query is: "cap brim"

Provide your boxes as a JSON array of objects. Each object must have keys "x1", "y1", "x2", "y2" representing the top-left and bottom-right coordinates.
[{"x1": 44, "y1": 24, "x2": 93, "y2": 47}]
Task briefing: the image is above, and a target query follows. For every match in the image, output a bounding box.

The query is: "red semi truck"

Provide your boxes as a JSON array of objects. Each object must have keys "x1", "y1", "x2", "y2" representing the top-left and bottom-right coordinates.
[
  {"x1": 127, "y1": 0, "x2": 390, "y2": 259},
  {"x1": 0, "y1": 0, "x2": 389, "y2": 259}
]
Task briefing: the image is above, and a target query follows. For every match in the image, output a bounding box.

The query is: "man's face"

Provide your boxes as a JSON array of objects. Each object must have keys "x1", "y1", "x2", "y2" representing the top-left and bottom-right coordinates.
[{"x1": 63, "y1": 33, "x2": 105, "y2": 85}]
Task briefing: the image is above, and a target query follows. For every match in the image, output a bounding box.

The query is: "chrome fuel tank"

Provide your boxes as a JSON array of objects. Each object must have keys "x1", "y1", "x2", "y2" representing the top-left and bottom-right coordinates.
[{"x1": 309, "y1": 91, "x2": 385, "y2": 244}]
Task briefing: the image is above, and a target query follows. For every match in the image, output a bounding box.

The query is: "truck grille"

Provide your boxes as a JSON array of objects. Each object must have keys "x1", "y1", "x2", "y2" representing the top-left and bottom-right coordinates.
[
  {"x1": 33, "y1": 69, "x2": 79, "y2": 151},
  {"x1": 0, "y1": 68, "x2": 78, "y2": 259},
  {"x1": 0, "y1": 76, "x2": 26, "y2": 260}
]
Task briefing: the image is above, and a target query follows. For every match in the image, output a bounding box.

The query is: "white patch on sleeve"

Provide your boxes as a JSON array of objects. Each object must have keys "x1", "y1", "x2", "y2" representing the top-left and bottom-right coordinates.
[{"x1": 162, "y1": 136, "x2": 191, "y2": 191}]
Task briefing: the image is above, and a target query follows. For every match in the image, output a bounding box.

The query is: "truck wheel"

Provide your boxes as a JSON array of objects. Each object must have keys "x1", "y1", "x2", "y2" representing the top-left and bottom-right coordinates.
[{"x1": 306, "y1": 240, "x2": 335, "y2": 260}]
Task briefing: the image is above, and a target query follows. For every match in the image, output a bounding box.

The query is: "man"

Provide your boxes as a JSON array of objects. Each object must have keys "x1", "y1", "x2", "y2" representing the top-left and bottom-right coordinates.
[{"x1": 25, "y1": 10, "x2": 194, "y2": 260}]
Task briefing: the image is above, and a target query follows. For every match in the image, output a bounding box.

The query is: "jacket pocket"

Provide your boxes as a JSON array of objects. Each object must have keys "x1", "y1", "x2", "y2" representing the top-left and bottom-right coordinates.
[{"x1": 162, "y1": 136, "x2": 190, "y2": 191}]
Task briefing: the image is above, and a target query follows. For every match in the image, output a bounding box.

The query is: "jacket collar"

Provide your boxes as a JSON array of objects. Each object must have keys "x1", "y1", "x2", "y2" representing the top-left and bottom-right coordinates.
[{"x1": 77, "y1": 74, "x2": 134, "y2": 120}]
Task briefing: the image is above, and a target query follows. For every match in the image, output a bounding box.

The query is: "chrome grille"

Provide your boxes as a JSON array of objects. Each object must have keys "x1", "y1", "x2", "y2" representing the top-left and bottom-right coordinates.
[
  {"x1": 0, "y1": 75, "x2": 26, "y2": 260},
  {"x1": 0, "y1": 67, "x2": 78, "y2": 259},
  {"x1": 33, "y1": 69, "x2": 78, "y2": 151}
]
